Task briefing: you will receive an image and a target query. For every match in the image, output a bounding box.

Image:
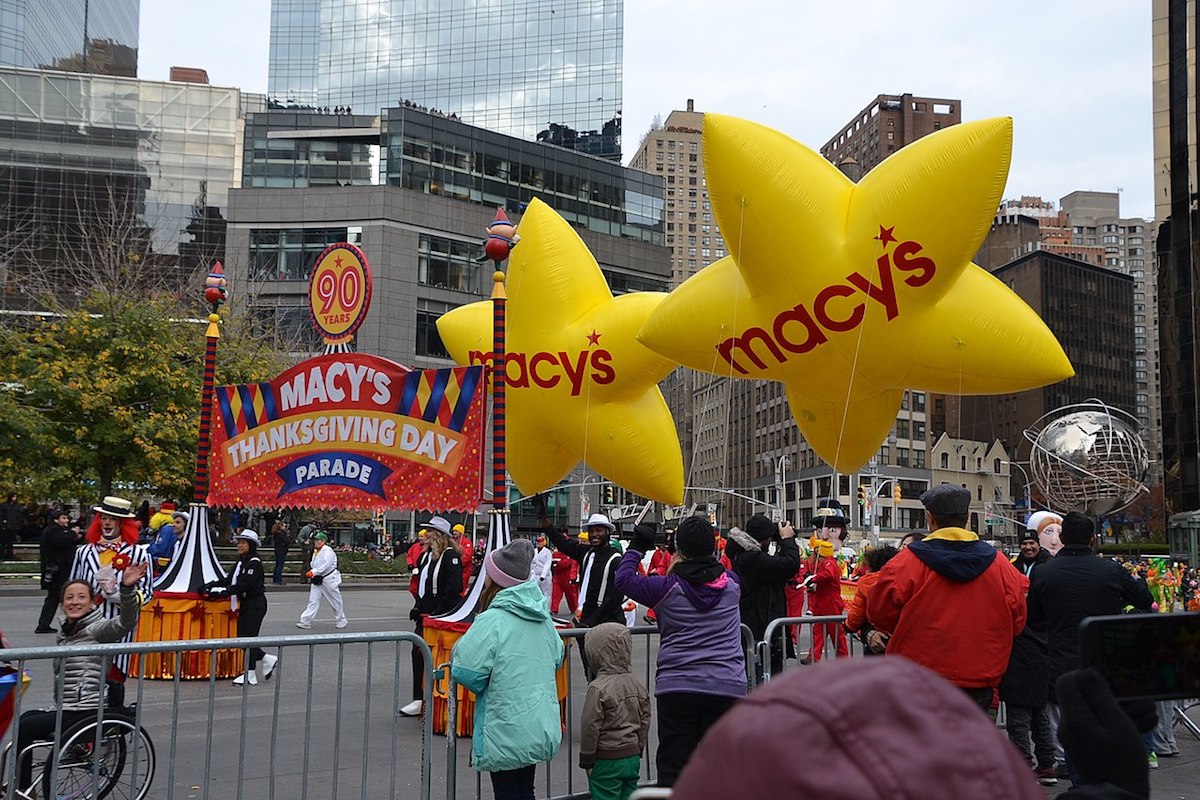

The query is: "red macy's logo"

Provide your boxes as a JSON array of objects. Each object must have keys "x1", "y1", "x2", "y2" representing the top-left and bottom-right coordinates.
[
  {"x1": 468, "y1": 342, "x2": 615, "y2": 397},
  {"x1": 717, "y1": 227, "x2": 936, "y2": 375}
]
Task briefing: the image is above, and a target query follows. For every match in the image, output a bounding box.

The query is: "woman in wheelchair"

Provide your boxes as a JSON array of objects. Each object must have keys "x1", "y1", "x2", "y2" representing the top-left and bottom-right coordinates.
[{"x1": 15, "y1": 560, "x2": 146, "y2": 792}]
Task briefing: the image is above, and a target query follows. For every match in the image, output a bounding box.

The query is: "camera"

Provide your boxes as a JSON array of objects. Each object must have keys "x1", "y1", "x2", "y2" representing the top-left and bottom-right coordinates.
[{"x1": 1079, "y1": 612, "x2": 1200, "y2": 701}]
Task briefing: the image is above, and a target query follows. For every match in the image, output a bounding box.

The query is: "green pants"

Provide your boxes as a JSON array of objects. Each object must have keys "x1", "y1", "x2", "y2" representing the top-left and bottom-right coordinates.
[{"x1": 588, "y1": 755, "x2": 641, "y2": 800}]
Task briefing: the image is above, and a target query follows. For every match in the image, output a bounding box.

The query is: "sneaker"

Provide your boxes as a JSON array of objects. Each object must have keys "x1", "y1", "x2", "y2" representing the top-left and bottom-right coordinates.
[
  {"x1": 398, "y1": 700, "x2": 423, "y2": 717},
  {"x1": 1034, "y1": 766, "x2": 1058, "y2": 786},
  {"x1": 260, "y1": 653, "x2": 278, "y2": 680},
  {"x1": 296, "y1": 622, "x2": 312, "y2": 629},
  {"x1": 335, "y1": 619, "x2": 348, "y2": 629},
  {"x1": 1148, "y1": 752, "x2": 1159, "y2": 770},
  {"x1": 232, "y1": 670, "x2": 257, "y2": 686}
]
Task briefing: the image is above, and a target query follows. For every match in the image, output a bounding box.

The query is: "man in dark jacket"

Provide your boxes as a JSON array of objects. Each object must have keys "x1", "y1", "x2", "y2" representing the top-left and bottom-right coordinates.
[
  {"x1": 1013, "y1": 528, "x2": 1053, "y2": 578},
  {"x1": 1003, "y1": 529, "x2": 1056, "y2": 780},
  {"x1": 725, "y1": 514, "x2": 800, "y2": 677},
  {"x1": 37, "y1": 507, "x2": 79, "y2": 633},
  {"x1": 1027, "y1": 511, "x2": 1154, "y2": 780},
  {"x1": 541, "y1": 510, "x2": 625, "y2": 679},
  {"x1": 0, "y1": 493, "x2": 23, "y2": 560}
]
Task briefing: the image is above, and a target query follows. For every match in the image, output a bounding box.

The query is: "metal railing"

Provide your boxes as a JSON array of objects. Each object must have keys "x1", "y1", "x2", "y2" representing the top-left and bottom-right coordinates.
[
  {"x1": 441, "y1": 623, "x2": 758, "y2": 800},
  {"x1": 1, "y1": 631, "x2": 434, "y2": 800}
]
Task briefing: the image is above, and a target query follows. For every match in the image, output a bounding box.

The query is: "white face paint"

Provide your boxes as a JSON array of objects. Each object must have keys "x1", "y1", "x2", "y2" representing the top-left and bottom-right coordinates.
[
  {"x1": 100, "y1": 514, "x2": 121, "y2": 540},
  {"x1": 1039, "y1": 523, "x2": 1063, "y2": 556}
]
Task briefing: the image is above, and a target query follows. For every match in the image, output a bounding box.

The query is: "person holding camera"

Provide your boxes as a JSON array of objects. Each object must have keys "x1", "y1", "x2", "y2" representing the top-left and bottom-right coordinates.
[
  {"x1": 296, "y1": 532, "x2": 347, "y2": 630},
  {"x1": 725, "y1": 513, "x2": 801, "y2": 678}
]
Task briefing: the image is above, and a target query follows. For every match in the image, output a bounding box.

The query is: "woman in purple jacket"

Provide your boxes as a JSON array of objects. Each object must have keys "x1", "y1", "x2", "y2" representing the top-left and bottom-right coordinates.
[{"x1": 616, "y1": 515, "x2": 746, "y2": 787}]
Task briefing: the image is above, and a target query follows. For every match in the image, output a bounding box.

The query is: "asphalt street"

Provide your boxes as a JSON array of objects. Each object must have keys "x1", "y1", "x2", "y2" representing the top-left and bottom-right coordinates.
[{"x1": 3, "y1": 586, "x2": 1198, "y2": 799}]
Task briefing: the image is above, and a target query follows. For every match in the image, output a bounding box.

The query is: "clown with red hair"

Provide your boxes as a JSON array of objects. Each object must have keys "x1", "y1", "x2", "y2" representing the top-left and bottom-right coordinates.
[{"x1": 69, "y1": 495, "x2": 153, "y2": 707}]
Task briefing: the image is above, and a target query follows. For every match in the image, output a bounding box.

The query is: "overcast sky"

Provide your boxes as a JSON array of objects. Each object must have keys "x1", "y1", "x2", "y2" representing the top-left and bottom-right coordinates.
[{"x1": 140, "y1": 1, "x2": 1155, "y2": 219}]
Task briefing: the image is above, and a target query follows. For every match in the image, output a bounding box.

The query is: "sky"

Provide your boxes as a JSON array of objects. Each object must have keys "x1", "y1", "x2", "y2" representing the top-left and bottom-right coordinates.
[{"x1": 139, "y1": 1, "x2": 1156, "y2": 219}]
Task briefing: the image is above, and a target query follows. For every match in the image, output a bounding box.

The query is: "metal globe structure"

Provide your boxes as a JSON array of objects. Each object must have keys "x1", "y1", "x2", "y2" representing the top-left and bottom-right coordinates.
[{"x1": 1024, "y1": 399, "x2": 1149, "y2": 517}]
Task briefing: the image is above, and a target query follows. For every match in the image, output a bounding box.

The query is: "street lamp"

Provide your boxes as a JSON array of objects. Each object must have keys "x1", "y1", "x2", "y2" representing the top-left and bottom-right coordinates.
[
  {"x1": 1002, "y1": 461, "x2": 1032, "y2": 514},
  {"x1": 761, "y1": 455, "x2": 790, "y2": 522}
]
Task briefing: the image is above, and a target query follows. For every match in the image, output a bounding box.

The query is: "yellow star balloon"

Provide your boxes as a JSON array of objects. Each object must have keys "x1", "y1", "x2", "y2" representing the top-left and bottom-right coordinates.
[
  {"x1": 637, "y1": 114, "x2": 1074, "y2": 473},
  {"x1": 437, "y1": 198, "x2": 684, "y2": 503}
]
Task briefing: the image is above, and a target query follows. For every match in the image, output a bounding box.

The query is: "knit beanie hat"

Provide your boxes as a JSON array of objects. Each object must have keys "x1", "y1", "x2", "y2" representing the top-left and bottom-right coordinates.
[
  {"x1": 484, "y1": 539, "x2": 534, "y2": 588},
  {"x1": 745, "y1": 514, "x2": 776, "y2": 542},
  {"x1": 675, "y1": 516, "x2": 716, "y2": 558}
]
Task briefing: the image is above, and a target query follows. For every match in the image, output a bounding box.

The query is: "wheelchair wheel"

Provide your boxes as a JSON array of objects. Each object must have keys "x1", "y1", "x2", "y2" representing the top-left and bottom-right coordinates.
[{"x1": 40, "y1": 715, "x2": 155, "y2": 800}]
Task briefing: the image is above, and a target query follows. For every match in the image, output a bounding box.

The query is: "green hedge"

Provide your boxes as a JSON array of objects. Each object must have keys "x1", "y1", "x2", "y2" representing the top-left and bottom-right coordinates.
[{"x1": 1098, "y1": 543, "x2": 1171, "y2": 556}]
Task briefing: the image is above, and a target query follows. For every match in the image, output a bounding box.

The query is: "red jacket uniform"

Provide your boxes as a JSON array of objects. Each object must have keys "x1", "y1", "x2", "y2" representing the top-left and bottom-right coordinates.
[
  {"x1": 648, "y1": 547, "x2": 672, "y2": 576},
  {"x1": 455, "y1": 535, "x2": 474, "y2": 594},
  {"x1": 806, "y1": 556, "x2": 844, "y2": 616},
  {"x1": 867, "y1": 528, "x2": 1028, "y2": 688},
  {"x1": 406, "y1": 540, "x2": 424, "y2": 597}
]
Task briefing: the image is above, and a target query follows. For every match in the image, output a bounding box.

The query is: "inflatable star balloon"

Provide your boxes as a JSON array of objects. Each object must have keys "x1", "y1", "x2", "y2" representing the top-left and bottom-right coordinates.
[
  {"x1": 637, "y1": 114, "x2": 1073, "y2": 473},
  {"x1": 438, "y1": 198, "x2": 684, "y2": 503}
]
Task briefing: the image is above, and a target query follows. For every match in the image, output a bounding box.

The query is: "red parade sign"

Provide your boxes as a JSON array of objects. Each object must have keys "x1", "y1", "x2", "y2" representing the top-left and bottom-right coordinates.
[{"x1": 207, "y1": 353, "x2": 485, "y2": 511}]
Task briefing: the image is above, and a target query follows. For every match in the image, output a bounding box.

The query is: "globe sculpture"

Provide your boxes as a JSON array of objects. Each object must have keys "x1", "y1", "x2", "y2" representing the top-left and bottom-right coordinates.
[{"x1": 1024, "y1": 399, "x2": 1149, "y2": 517}]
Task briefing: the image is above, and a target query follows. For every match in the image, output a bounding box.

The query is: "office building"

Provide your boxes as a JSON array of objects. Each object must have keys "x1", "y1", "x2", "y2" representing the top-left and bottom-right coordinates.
[
  {"x1": 1154, "y1": 0, "x2": 1200, "y2": 512},
  {"x1": 227, "y1": 103, "x2": 667, "y2": 366},
  {"x1": 0, "y1": 66, "x2": 261, "y2": 302},
  {"x1": 0, "y1": 0, "x2": 138, "y2": 77},
  {"x1": 820, "y1": 94, "x2": 961, "y2": 176},
  {"x1": 951, "y1": 251, "x2": 1136, "y2": 507},
  {"x1": 267, "y1": 0, "x2": 624, "y2": 160},
  {"x1": 972, "y1": 193, "x2": 1159, "y2": 476}
]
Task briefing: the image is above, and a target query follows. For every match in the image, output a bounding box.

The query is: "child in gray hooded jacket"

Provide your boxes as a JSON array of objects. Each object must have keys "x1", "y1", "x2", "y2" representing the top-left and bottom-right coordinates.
[{"x1": 580, "y1": 622, "x2": 651, "y2": 800}]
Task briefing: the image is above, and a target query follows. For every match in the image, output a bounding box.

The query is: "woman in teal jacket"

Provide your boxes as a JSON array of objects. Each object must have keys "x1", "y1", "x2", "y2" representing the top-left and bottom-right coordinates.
[{"x1": 452, "y1": 538, "x2": 564, "y2": 800}]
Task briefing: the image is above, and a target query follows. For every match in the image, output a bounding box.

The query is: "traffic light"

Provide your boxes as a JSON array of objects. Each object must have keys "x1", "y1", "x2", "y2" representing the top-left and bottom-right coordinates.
[
  {"x1": 893, "y1": 484, "x2": 903, "y2": 504},
  {"x1": 603, "y1": 484, "x2": 615, "y2": 505},
  {"x1": 857, "y1": 485, "x2": 867, "y2": 506}
]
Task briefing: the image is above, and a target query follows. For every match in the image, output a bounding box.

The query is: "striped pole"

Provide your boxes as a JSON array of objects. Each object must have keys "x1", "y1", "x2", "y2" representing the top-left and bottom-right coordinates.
[
  {"x1": 193, "y1": 317, "x2": 220, "y2": 503},
  {"x1": 490, "y1": 270, "x2": 508, "y2": 509}
]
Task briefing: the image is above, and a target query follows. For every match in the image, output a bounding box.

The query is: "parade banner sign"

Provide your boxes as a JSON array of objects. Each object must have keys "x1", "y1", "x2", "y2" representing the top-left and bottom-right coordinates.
[{"x1": 207, "y1": 353, "x2": 485, "y2": 511}]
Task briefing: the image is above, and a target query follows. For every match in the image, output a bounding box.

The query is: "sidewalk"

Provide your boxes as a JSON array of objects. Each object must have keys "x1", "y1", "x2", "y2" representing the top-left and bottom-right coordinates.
[{"x1": 1046, "y1": 711, "x2": 1200, "y2": 798}]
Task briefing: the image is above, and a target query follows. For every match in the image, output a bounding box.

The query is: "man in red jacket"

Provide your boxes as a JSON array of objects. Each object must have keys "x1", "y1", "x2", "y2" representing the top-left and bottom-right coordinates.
[
  {"x1": 451, "y1": 523, "x2": 474, "y2": 596},
  {"x1": 867, "y1": 483, "x2": 1028, "y2": 713}
]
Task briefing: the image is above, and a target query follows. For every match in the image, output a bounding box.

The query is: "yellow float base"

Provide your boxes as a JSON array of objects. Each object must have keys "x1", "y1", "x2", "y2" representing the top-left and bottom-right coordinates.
[{"x1": 129, "y1": 596, "x2": 244, "y2": 680}]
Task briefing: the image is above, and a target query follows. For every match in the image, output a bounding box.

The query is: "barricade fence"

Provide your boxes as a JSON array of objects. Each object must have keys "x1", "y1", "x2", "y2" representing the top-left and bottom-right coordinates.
[
  {"x1": 0, "y1": 632, "x2": 435, "y2": 800},
  {"x1": 8, "y1": 617, "x2": 1190, "y2": 800}
]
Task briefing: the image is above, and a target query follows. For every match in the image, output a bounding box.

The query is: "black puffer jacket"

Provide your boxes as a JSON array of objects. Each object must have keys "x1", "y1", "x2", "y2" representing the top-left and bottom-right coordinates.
[
  {"x1": 725, "y1": 528, "x2": 801, "y2": 640},
  {"x1": 1027, "y1": 546, "x2": 1153, "y2": 697}
]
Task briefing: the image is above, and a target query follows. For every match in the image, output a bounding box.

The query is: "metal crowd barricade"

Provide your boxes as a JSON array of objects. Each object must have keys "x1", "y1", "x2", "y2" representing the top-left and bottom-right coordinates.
[
  {"x1": 757, "y1": 614, "x2": 859, "y2": 683},
  {"x1": 0, "y1": 631, "x2": 435, "y2": 800},
  {"x1": 442, "y1": 623, "x2": 758, "y2": 800}
]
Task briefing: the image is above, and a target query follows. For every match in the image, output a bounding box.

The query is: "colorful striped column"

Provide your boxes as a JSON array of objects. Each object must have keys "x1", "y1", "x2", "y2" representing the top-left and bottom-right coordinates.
[
  {"x1": 490, "y1": 270, "x2": 508, "y2": 509},
  {"x1": 193, "y1": 319, "x2": 220, "y2": 504}
]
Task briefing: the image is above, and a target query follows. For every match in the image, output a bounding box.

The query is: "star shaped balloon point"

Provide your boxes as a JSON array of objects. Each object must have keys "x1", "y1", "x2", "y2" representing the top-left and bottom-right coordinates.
[
  {"x1": 639, "y1": 114, "x2": 1072, "y2": 473},
  {"x1": 438, "y1": 198, "x2": 684, "y2": 503}
]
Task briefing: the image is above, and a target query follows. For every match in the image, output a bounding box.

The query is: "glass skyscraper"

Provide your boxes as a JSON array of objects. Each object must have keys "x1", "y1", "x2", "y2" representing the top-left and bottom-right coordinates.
[
  {"x1": 0, "y1": 0, "x2": 139, "y2": 77},
  {"x1": 268, "y1": 0, "x2": 623, "y2": 160}
]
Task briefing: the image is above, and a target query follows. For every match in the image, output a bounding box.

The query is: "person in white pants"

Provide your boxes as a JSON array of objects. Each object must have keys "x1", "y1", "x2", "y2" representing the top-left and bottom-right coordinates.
[
  {"x1": 531, "y1": 534, "x2": 553, "y2": 603},
  {"x1": 297, "y1": 532, "x2": 347, "y2": 629}
]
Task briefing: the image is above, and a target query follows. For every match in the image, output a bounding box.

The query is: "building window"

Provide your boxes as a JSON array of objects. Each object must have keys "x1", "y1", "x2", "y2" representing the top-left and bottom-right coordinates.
[
  {"x1": 941, "y1": 452, "x2": 949, "y2": 469},
  {"x1": 418, "y1": 235, "x2": 481, "y2": 293},
  {"x1": 896, "y1": 419, "x2": 910, "y2": 438},
  {"x1": 416, "y1": 299, "x2": 457, "y2": 358},
  {"x1": 914, "y1": 449, "x2": 926, "y2": 469},
  {"x1": 249, "y1": 227, "x2": 349, "y2": 282}
]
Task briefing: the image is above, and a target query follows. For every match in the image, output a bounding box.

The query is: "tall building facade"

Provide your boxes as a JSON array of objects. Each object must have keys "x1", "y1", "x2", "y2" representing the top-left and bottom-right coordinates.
[
  {"x1": 229, "y1": 103, "x2": 665, "y2": 363},
  {"x1": 0, "y1": 66, "x2": 260, "y2": 303},
  {"x1": 0, "y1": 0, "x2": 138, "y2": 77},
  {"x1": 951, "y1": 252, "x2": 1136, "y2": 503},
  {"x1": 267, "y1": 0, "x2": 623, "y2": 160},
  {"x1": 976, "y1": 194, "x2": 1160, "y2": 479},
  {"x1": 820, "y1": 94, "x2": 961, "y2": 174},
  {"x1": 1154, "y1": 0, "x2": 1200, "y2": 512}
]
